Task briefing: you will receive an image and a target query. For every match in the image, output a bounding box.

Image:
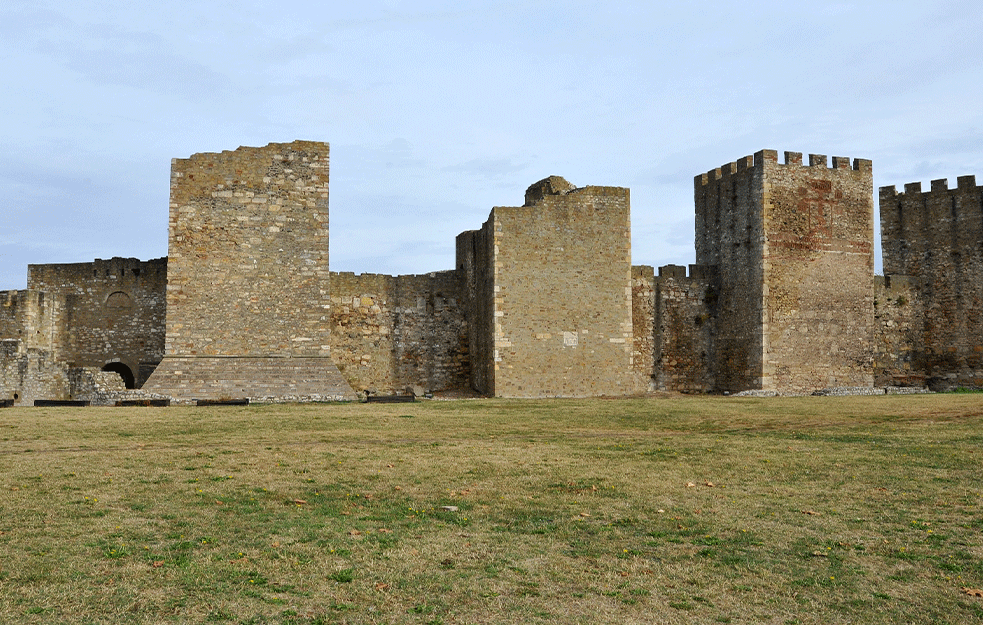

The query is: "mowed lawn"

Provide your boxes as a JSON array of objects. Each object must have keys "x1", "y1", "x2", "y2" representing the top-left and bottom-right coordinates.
[{"x1": 1, "y1": 394, "x2": 982, "y2": 624}]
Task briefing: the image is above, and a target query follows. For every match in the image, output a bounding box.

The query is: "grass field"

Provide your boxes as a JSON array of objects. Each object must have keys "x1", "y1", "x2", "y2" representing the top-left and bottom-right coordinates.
[{"x1": 1, "y1": 394, "x2": 982, "y2": 624}]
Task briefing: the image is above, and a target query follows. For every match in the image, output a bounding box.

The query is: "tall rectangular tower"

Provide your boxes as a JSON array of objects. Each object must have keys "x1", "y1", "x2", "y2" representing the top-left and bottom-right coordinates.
[
  {"x1": 143, "y1": 141, "x2": 355, "y2": 401},
  {"x1": 695, "y1": 150, "x2": 874, "y2": 393},
  {"x1": 457, "y1": 177, "x2": 634, "y2": 397},
  {"x1": 880, "y1": 176, "x2": 983, "y2": 387}
]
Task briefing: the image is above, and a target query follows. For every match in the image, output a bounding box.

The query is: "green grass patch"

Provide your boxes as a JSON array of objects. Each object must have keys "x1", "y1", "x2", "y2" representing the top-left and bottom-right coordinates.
[{"x1": 0, "y1": 395, "x2": 981, "y2": 623}]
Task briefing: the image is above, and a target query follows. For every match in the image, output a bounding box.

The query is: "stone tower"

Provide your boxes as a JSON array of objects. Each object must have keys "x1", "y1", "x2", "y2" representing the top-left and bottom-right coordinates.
[
  {"x1": 456, "y1": 177, "x2": 634, "y2": 397},
  {"x1": 695, "y1": 150, "x2": 875, "y2": 393},
  {"x1": 143, "y1": 141, "x2": 356, "y2": 401},
  {"x1": 880, "y1": 175, "x2": 983, "y2": 387}
]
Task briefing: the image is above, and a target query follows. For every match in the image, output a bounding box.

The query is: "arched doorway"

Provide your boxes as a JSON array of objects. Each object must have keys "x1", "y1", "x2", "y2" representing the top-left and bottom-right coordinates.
[{"x1": 102, "y1": 362, "x2": 135, "y2": 389}]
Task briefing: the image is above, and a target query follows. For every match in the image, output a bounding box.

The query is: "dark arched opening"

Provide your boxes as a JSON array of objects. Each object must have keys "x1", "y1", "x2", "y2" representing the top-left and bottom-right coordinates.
[{"x1": 103, "y1": 362, "x2": 135, "y2": 389}]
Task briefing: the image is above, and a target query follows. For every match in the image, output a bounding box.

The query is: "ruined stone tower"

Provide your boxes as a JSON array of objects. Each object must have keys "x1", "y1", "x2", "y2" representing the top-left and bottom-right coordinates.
[
  {"x1": 695, "y1": 150, "x2": 875, "y2": 393},
  {"x1": 456, "y1": 177, "x2": 634, "y2": 397},
  {"x1": 142, "y1": 141, "x2": 356, "y2": 401}
]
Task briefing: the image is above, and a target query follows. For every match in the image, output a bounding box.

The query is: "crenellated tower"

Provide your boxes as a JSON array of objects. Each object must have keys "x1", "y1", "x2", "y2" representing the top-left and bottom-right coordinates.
[
  {"x1": 880, "y1": 176, "x2": 983, "y2": 388},
  {"x1": 695, "y1": 150, "x2": 875, "y2": 393}
]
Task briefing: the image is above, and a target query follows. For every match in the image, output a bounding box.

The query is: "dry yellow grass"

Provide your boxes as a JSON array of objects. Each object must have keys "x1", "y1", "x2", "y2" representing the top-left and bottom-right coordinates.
[{"x1": 1, "y1": 394, "x2": 982, "y2": 624}]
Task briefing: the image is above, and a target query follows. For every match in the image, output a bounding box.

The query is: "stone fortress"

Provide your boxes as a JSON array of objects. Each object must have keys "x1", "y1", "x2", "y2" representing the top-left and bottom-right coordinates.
[{"x1": 2, "y1": 140, "x2": 981, "y2": 405}]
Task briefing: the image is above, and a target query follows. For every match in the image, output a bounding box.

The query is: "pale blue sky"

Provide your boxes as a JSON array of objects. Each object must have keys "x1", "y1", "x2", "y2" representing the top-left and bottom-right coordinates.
[{"x1": 2, "y1": 0, "x2": 981, "y2": 289}]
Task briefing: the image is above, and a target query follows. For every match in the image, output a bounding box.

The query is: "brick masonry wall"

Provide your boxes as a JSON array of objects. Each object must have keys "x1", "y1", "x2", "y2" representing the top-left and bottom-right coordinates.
[
  {"x1": 880, "y1": 176, "x2": 983, "y2": 388},
  {"x1": 468, "y1": 180, "x2": 634, "y2": 398},
  {"x1": 329, "y1": 270, "x2": 469, "y2": 394},
  {"x1": 27, "y1": 257, "x2": 166, "y2": 387},
  {"x1": 653, "y1": 265, "x2": 713, "y2": 392},
  {"x1": 696, "y1": 150, "x2": 874, "y2": 393}
]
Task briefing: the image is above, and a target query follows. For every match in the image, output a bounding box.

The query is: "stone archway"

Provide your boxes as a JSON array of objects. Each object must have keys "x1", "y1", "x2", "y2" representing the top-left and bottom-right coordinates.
[{"x1": 102, "y1": 362, "x2": 135, "y2": 389}]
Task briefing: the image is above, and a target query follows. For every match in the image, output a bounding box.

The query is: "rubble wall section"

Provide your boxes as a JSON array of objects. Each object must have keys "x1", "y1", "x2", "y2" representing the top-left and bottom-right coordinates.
[
  {"x1": 630, "y1": 265, "x2": 656, "y2": 391},
  {"x1": 653, "y1": 265, "x2": 714, "y2": 392},
  {"x1": 456, "y1": 225, "x2": 496, "y2": 395},
  {"x1": 0, "y1": 340, "x2": 70, "y2": 405},
  {"x1": 0, "y1": 290, "x2": 66, "y2": 353},
  {"x1": 329, "y1": 271, "x2": 469, "y2": 394},
  {"x1": 873, "y1": 275, "x2": 923, "y2": 387}
]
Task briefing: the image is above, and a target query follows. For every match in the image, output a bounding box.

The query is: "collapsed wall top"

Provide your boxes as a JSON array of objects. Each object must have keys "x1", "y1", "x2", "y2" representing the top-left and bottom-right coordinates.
[{"x1": 524, "y1": 176, "x2": 577, "y2": 206}]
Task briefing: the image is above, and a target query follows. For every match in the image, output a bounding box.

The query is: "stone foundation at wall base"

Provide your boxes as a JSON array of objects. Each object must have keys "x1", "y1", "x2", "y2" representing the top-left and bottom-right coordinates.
[{"x1": 142, "y1": 356, "x2": 358, "y2": 403}]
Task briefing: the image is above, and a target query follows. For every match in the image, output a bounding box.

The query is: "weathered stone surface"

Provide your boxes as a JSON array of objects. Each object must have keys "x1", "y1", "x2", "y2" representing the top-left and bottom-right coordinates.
[
  {"x1": 330, "y1": 271, "x2": 469, "y2": 394},
  {"x1": 143, "y1": 356, "x2": 356, "y2": 403},
  {"x1": 142, "y1": 141, "x2": 357, "y2": 401},
  {"x1": 693, "y1": 150, "x2": 875, "y2": 393},
  {"x1": 27, "y1": 257, "x2": 167, "y2": 388},
  {"x1": 880, "y1": 176, "x2": 983, "y2": 389},
  {"x1": 4, "y1": 140, "x2": 980, "y2": 402},
  {"x1": 653, "y1": 265, "x2": 713, "y2": 393},
  {"x1": 458, "y1": 180, "x2": 634, "y2": 398}
]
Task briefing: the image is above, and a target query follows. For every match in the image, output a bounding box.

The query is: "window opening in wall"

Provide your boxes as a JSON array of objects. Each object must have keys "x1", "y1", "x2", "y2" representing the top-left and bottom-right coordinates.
[{"x1": 102, "y1": 362, "x2": 136, "y2": 389}]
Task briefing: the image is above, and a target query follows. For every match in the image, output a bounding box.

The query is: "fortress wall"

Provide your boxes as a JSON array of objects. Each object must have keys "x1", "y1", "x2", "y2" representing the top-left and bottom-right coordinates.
[
  {"x1": 0, "y1": 340, "x2": 70, "y2": 405},
  {"x1": 26, "y1": 257, "x2": 167, "y2": 387},
  {"x1": 695, "y1": 155, "x2": 764, "y2": 390},
  {"x1": 880, "y1": 177, "x2": 983, "y2": 388},
  {"x1": 873, "y1": 275, "x2": 924, "y2": 387},
  {"x1": 630, "y1": 265, "x2": 656, "y2": 391},
  {"x1": 329, "y1": 270, "x2": 469, "y2": 394},
  {"x1": 0, "y1": 290, "x2": 66, "y2": 353},
  {"x1": 486, "y1": 183, "x2": 634, "y2": 398},
  {"x1": 653, "y1": 265, "x2": 714, "y2": 393},
  {"x1": 696, "y1": 150, "x2": 874, "y2": 393},
  {"x1": 761, "y1": 151, "x2": 875, "y2": 391}
]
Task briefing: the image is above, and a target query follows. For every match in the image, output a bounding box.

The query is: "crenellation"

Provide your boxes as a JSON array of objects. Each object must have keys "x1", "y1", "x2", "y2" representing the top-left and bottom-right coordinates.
[
  {"x1": 756, "y1": 149, "x2": 778, "y2": 166},
  {"x1": 957, "y1": 174, "x2": 977, "y2": 189},
  {"x1": 879, "y1": 171, "x2": 983, "y2": 389},
  {"x1": 4, "y1": 139, "x2": 980, "y2": 401},
  {"x1": 689, "y1": 147, "x2": 875, "y2": 393}
]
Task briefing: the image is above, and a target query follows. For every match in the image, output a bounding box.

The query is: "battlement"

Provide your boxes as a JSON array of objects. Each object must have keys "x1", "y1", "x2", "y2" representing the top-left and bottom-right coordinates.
[
  {"x1": 696, "y1": 150, "x2": 872, "y2": 186},
  {"x1": 655, "y1": 264, "x2": 716, "y2": 282},
  {"x1": 880, "y1": 169, "x2": 983, "y2": 281},
  {"x1": 881, "y1": 175, "x2": 979, "y2": 198}
]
